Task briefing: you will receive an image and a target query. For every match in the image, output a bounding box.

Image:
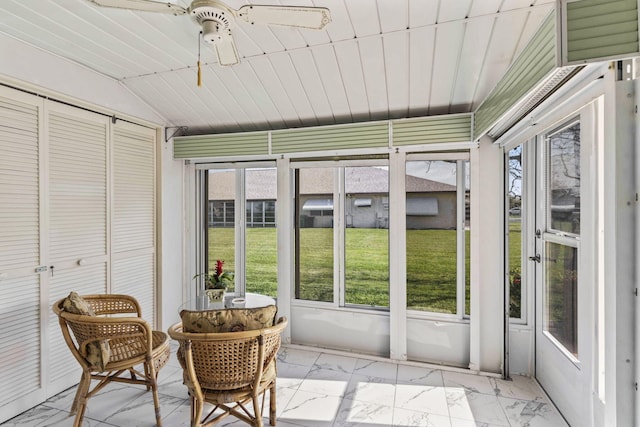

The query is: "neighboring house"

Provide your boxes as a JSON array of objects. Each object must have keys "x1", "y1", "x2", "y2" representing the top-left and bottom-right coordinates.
[
  {"x1": 208, "y1": 167, "x2": 458, "y2": 229},
  {"x1": 208, "y1": 169, "x2": 277, "y2": 227},
  {"x1": 405, "y1": 174, "x2": 458, "y2": 230}
]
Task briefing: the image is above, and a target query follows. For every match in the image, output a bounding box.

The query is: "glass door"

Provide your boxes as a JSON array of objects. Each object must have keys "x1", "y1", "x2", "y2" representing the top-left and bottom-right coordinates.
[{"x1": 534, "y1": 113, "x2": 594, "y2": 426}]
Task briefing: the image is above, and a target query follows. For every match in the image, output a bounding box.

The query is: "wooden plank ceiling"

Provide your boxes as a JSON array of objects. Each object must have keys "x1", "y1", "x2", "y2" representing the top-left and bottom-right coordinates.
[{"x1": 0, "y1": 0, "x2": 554, "y2": 135}]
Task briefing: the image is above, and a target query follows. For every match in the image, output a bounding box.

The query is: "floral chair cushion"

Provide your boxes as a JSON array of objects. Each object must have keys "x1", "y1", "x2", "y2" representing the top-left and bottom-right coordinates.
[
  {"x1": 180, "y1": 305, "x2": 278, "y2": 333},
  {"x1": 62, "y1": 291, "x2": 96, "y2": 316},
  {"x1": 62, "y1": 292, "x2": 111, "y2": 371}
]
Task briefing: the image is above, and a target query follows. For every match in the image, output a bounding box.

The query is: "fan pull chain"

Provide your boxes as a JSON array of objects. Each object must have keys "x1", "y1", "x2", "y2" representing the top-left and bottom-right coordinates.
[{"x1": 197, "y1": 31, "x2": 202, "y2": 87}]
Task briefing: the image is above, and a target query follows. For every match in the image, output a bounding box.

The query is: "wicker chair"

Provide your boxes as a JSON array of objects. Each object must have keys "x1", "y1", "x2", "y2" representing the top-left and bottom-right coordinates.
[
  {"x1": 168, "y1": 317, "x2": 288, "y2": 427},
  {"x1": 53, "y1": 294, "x2": 170, "y2": 427}
]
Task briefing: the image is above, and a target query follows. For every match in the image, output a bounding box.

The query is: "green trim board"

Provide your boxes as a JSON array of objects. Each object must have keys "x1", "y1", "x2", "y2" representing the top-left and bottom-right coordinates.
[
  {"x1": 392, "y1": 114, "x2": 472, "y2": 146},
  {"x1": 565, "y1": 0, "x2": 639, "y2": 64},
  {"x1": 474, "y1": 11, "x2": 557, "y2": 138},
  {"x1": 173, "y1": 131, "x2": 269, "y2": 159},
  {"x1": 475, "y1": 0, "x2": 640, "y2": 138},
  {"x1": 172, "y1": 114, "x2": 474, "y2": 160},
  {"x1": 271, "y1": 122, "x2": 389, "y2": 154}
]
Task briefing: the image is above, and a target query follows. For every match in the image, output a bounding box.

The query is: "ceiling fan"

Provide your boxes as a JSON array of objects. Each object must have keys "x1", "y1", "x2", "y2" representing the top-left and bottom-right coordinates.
[{"x1": 86, "y1": 0, "x2": 331, "y2": 66}]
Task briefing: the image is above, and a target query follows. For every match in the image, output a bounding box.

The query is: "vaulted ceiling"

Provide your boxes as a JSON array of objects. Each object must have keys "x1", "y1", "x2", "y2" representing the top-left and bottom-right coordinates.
[{"x1": 0, "y1": 0, "x2": 554, "y2": 135}]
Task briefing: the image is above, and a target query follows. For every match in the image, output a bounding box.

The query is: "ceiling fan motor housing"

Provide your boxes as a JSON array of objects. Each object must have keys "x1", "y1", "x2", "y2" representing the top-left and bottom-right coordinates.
[{"x1": 191, "y1": 5, "x2": 232, "y2": 43}]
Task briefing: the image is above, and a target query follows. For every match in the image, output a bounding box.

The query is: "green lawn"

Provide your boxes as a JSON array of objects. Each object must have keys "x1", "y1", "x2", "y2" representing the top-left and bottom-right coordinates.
[
  {"x1": 407, "y1": 229, "x2": 470, "y2": 314},
  {"x1": 508, "y1": 219, "x2": 522, "y2": 318},
  {"x1": 207, "y1": 227, "x2": 472, "y2": 314},
  {"x1": 207, "y1": 228, "x2": 278, "y2": 296}
]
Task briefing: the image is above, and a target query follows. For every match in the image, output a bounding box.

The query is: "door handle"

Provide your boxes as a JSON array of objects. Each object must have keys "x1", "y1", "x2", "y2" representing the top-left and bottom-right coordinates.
[{"x1": 528, "y1": 254, "x2": 541, "y2": 263}]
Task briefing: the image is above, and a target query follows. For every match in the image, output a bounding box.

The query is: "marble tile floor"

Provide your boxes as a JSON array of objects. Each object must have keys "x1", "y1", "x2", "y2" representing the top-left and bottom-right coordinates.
[{"x1": 3, "y1": 345, "x2": 568, "y2": 427}]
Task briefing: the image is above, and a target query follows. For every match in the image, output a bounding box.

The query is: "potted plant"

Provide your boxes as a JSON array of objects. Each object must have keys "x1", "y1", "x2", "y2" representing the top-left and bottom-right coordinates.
[{"x1": 194, "y1": 260, "x2": 234, "y2": 303}]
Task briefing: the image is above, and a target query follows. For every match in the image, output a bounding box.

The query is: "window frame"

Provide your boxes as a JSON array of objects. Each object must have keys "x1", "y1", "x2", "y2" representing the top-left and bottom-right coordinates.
[
  {"x1": 405, "y1": 152, "x2": 470, "y2": 320},
  {"x1": 540, "y1": 116, "x2": 582, "y2": 362},
  {"x1": 504, "y1": 143, "x2": 528, "y2": 324},
  {"x1": 195, "y1": 161, "x2": 276, "y2": 296},
  {"x1": 194, "y1": 151, "x2": 472, "y2": 322},
  {"x1": 290, "y1": 158, "x2": 390, "y2": 311}
]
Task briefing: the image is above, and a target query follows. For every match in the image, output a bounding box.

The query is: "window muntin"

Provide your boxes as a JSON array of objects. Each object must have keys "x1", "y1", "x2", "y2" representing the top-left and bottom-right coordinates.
[{"x1": 405, "y1": 159, "x2": 469, "y2": 316}]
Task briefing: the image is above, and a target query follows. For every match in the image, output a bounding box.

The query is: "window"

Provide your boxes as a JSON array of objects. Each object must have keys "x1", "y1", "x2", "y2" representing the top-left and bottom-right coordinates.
[
  {"x1": 205, "y1": 166, "x2": 278, "y2": 297},
  {"x1": 405, "y1": 158, "x2": 470, "y2": 316},
  {"x1": 295, "y1": 168, "x2": 334, "y2": 302},
  {"x1": 406, "y1": 198, "x2": 438, "y2": 216},
  {"x1": 246, "y1": 201, "x2": 276, "y2": 227},
  {"x1": 543, "y1": 120, "x2": 581, "y2": 355},
  {"x1": 200, "y1": 155, "x2": 470, "y2": 316},
  {"x1": 207, "y1": 169, "x2": 236, "y2": 292},
  {"x1": 209, "y1": 200, "x2": 234, "y2": 227},
  {"x1": 345, "y1": 167, "x2": 389, "y2": 306},
  {"x1": 544, "y1": 241, "x2": 578, "y2": 355},
  {"x1": 547, "y1": 122, "x2": 581, "y2": 235},
  {"x1": 294, "y1": 163, "x2": 389, "y2": 308},
  {"x1": 353, "y1": 198, "x2": 372, "y2": 208},
  {"x1": 507, "y1": 145, "x2": 524, "y2": 320}
]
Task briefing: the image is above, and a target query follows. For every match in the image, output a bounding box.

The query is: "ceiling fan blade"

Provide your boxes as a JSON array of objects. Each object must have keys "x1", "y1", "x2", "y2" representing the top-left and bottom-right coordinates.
[
  {"x1": 213, "y1": 33, "x2": 240, "y2": 66},
  {"x1": 86, "y1": 0, "x2": 187, "y2": 15},
  {"x1": 236, "y1": 5, "x2": 331, "y2": 30}
]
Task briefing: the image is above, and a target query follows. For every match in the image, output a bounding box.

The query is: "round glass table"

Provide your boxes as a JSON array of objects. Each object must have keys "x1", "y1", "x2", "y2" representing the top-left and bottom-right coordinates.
[{"x1": 180, "y1": 292, "x2": 276, "y2": 311}]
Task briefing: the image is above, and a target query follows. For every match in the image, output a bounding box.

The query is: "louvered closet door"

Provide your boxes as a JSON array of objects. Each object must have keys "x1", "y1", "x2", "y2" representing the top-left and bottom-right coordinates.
[
  {"x1": 0, "y1": 87, "x2": 45, "y2": 422},
  {"x1": 111, "y1": 122, "x2": 157, "y2": 325},
  {"x1": 45, "y1": 101, "x2": 110, "y2": 395}
]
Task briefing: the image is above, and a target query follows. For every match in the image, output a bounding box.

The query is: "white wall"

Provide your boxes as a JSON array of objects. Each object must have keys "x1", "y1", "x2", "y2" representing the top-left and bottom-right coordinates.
[
  {"x1": 470, "y1": 136, "x2": 504, "y2": 373},
  {"x1": 159, "y1": 138, "x2": 185, "y2": 329},
  {"x1": 291, "y1": 305, "x2": 390, "y2": 356},
  {"x1": 508, "y1": 327, "x2": 532, "y2": 374},
  {"x1": 0, "y1": 32, "x2": 165, "y2": 125},
  {"x1": 602, "y1": 74, "x2": 637, "y2": 427},
  {"x1": 407, "y1": 318, "x2": 470, "y2": 367}
]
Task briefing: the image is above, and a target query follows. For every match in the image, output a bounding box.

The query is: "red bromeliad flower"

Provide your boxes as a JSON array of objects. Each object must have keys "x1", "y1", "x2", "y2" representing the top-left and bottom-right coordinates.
[
  {"x1": 215, "y1": 260, "x2": 224, "y2": 278},
  {"x1": 194, "y1": 259, "x2": 234, "y2": 289}
]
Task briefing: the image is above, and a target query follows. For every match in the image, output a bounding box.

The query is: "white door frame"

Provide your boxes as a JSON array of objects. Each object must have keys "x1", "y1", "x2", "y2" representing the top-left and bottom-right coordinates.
[
  {"x1": 533, "y1": 102, "x2": 597, "y2": 426},
  {"x1": 497, "y1": 66, "x2": 607, "y2": 425}
]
